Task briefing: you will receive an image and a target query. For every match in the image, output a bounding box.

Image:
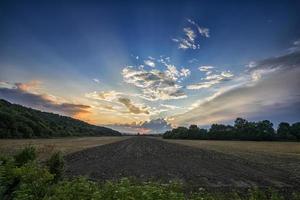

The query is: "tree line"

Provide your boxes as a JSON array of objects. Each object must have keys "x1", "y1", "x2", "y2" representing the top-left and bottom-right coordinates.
[
  {"x1": 163, "y1": 118, "x2": 300, "y2": 141},
  {"x1": 0, "y1": 99, "x2": 121, "y2": 138}
]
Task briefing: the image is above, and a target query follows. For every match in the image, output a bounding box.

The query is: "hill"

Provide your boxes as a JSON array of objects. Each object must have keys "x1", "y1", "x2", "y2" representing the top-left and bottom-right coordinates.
[{"x1": 0, "y1": 99, "x2": 121, "y2": 138}]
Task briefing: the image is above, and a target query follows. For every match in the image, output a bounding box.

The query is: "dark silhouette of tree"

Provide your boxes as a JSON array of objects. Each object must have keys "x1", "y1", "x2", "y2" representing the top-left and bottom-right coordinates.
[
  {"x1": 163, "y1": 117, "x2": 299, "y2": 141},
  {"x1": 277, "y1": 122, "x2": 294, "y2": 139},
  {"x1": 291, "y1": 122, "x2": 300, "y2": 139}
]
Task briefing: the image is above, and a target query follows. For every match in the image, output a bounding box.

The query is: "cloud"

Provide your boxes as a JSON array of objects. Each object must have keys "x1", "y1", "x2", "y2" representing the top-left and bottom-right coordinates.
[
  {"x1": 93, "y1": 78, "x2": 100, "y2": 83},
  {"x1": 108, "y1": 118, "x2": 172, "y2": 134},
  {"x1": 180, "y1": 68, "x2": 191, "y2": 77},
  {"x1": 171, "y1": 50, "x2": 300, "y2": 126},
  {"x1": 198, "y1": 66, "x2": 214, "y2": 71},
  {"x1": 188, "y1": 58, "x2": 198, "y2": 63},
  {"x1": 160, "y1": 104, "x2": 180, "y2": 110},
  {"x1": 0, "y1": 81, "x2": 90, "y2": 116},
  {"x1": 183, "y1": 27, "x2": 196, "y2": 42},
  {"x1": 187, "y1": 19, "x2": 210, "y2": 38},
  {"x1": 118, "y1": 97, "x2": 149, "y2": 114},
  {"x1": 14, "y1": 80, "x2": 42, "y2": 93},
  {"x1": 144, "y1": 60, "x2": 156, "y2": 67},
  {"x1": 187, "y1": 67, "x2": 234, "y2": 90},
  {"x1": 287, "y1": 39, "x2": 300, "y2": 53},
  {"x1": 85, "y1": 90, "x2": 123, "y2": 101},
  {"x1": 172, "y1": 19, "x2": 210, "y2": 50},
  {"x1": 122, "y1": 66, "x2": 187, "y2": 101},
  {"x1": 172, "y1": 38, "x2": 199, "y2": 50}
]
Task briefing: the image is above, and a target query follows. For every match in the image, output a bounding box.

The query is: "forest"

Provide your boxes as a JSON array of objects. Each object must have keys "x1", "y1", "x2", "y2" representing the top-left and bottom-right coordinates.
[
  {"x1": 163, "y1": 118, "x2": 300, "y2": 141},
  {"x1": 0, "y1": 99, "x2": 121, "y2": 138}
]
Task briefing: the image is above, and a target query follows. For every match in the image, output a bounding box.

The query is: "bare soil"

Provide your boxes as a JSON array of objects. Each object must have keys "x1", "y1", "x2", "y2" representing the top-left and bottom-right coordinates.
[{"x1": 65, "y1": 137, "x2": 300, "y2": 189}]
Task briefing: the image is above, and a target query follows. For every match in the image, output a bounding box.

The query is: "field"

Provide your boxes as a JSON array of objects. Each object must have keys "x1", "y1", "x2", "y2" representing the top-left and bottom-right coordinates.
[
  {"x1": 64, "y1": 137, "x2": 300, "y2": 191},
  {"x1": 0, "y1": 136, "x2": 128, "y2": 160},
  {"x1": 163, "y1": 139, "x2": 300, "y2": 183},
  {"x1": 1, "y1": 136, "x2": 300, "y2": 192}
]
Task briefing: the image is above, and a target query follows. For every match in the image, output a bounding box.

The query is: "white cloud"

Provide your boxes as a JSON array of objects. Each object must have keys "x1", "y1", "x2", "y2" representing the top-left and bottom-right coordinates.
[
  {"x1": 198, "y1": 65, "x2": 214, "y2": 72},
  {"x1": 180, "y1": 68, "x2": 191, "y2": 77},
  {"x1": 144, "y1": 60, "x2": 156, "y2": 67},
  {"x1": 93, "y1": 78, "x2": 100, "y2": 83},
  {"x1": 173, "y1": 38, "x2": 199, "y2": 50},
  {"x1": 122, "y1": 65, "x2": 188, "y2": 101},
  {"x1": 172, "y1": 18, "x2": 210, "y2": 50},
  {"x1": 187, "y1": 67, "x2": 234, "y2": 90},
  {"x1": 183, "y1": 27, "x2": 196, "y2": 42},
  {"x1": 160, "y1": 104, "x2": 180, "y2": 110},
  {"x1": 85, "y1": 90, "x2": 123, "y2": 101},
  {"x1": 187, "y1": 18, "x2": 210, "y2": 38}
]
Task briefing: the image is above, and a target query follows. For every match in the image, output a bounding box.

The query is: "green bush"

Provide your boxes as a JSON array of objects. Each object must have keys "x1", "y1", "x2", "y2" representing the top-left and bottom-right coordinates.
[
  {"x1": 45, "y1": 177, "x2": 101, "y2": 200},
  {"x1": 14, "y1": 146, "x2": 36, "y2": 166},
  {"x1": 12, "y1": 163, "x2": 54, "y2": 200},
  {"x1": 46, "y1": 152, "x2": 65, "y2": 182}
]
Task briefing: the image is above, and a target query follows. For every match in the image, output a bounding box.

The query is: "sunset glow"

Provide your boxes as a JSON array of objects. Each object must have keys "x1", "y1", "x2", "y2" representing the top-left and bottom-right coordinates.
[{"x1": 1, "y1": 0, "x2": 299, "y2": 133}]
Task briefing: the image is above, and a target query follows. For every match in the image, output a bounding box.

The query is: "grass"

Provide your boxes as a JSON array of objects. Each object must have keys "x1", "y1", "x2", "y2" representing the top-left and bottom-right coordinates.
[{"x1": 0, "y1": 136, "x2": 128, "y2": 160}]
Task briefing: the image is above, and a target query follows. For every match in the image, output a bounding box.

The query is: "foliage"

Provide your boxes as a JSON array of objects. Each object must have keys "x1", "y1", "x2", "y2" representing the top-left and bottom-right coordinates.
[
  {"x1": 13, "y1": 146, "x2": 37, "y2": 167},
  {"x1": 1, "y1": 148, "x2": 300, "y2": 200},
  {"x1": 0, "y1": 99, "x2": 121, "y2": 138},
  {"x1": 163, "y1": 118, "x2": 300, "y2": 141},
  {"x1": 46, "y1": 152, "x2": 65, "y2": 182}
]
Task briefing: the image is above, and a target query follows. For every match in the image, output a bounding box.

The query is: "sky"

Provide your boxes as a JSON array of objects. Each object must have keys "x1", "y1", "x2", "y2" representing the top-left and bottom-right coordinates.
[{"x1": 0, "y1": 0, "x2": 300, "y2": 134}]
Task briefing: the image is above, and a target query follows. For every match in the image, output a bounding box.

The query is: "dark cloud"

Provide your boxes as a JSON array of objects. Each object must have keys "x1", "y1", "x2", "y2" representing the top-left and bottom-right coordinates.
[
  {"x1": 139, "y1": 118, "x2": 172, "y2": 133},
  {"x1": 0, "y1": 82, "x2": 90, "y2": 116},
  {"x1": 108, "y1": 118, "x2": 172, "y2": 134},
  {"x1": 249, "y1": 51, "x2": 300, "y2": 72},
  {"x1": 173, "y1": 50, "x2": 300, "y2": 126},
  {"x1": 118, "y1": 97, "x2": 149, "y2": 114}
]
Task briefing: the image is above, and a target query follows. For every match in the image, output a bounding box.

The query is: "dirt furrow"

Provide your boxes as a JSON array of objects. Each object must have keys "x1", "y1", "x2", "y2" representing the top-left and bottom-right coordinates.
[{"x1": 65, "y1": 137, "x2": 300, "y2": 189}]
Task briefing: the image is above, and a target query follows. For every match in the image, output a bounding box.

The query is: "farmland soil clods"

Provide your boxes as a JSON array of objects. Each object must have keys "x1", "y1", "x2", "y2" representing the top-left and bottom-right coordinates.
[{"x1": 65, "y1": 137, "x2": 300, "y2": 189}]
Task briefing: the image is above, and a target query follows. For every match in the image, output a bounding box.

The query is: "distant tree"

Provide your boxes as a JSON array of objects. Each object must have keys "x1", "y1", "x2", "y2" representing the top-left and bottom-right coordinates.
[
  {"x1": 189, "y1": 125, "x2": 200, "y2": 139},
  {"x1": 291, "y1": 122, "x2": 300, "y2": 139},
  {"x1": 277, "y1": 122, "x2": 293, "y2": 139},
  {"x1": 209, "y1": 124, "x2": 235, "y2": 140},
  {"x1": 162, "y1": 117, "x2": 299, "y2": 141},
  {"x1": 255, "y1": 120, "x2": 275, "y2": 140},
  {"x1": 234, "y1": 118, "x2": 257, "y2": 140},
  {"x1": 174, "y1": 127, "x2": 189, "y2": 139}
]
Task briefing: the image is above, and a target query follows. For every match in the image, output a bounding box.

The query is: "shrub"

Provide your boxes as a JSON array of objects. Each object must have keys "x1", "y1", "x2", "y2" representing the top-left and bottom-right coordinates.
[
  {"x1": 12, "y1": 163, "x2": 54, "y2": 200},
  {"x1": 46, "y1": 152, "x2": 65, "y2": 182},
  {"x1": 14, "y1": 146, "x2": 36, "y2": 166},
  {"x1": 46, "y1": 177, "x2": 101, "y2": 200}
]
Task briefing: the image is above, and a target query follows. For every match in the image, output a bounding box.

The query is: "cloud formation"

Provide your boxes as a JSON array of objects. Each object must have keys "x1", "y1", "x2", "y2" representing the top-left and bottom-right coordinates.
[
  {"x1": 108, "y1": 118, "x2": 172, "y2": 134},
  {"x1": 187, "y1": 66, "x2": 234, "y2": 89},
  {"x1": 85, "y1": 90, "x2": 152, "y2": 116},
  {"x1": 93, "y1": 78, "x2": 100, "y2": 83},
  {"x1": 171, "y1": 50, "x2": 300, "y2": 126},
  {"x1": 187, "y1": 18, "x2": 210, "y2": 38},
  {"x1": 144, "y1": 60, "x2": 156, "y2": 67},
  {"x1": 173, "y1": 19, "x2": 210, "y2": 50},
  {"x1": 122, "y1": 65, "x2": 188, "y2": 101},
  {"x1": 0, "y1": 81, "x2": 90, "y2": 116},
  {"x1": 118, "y1": 97, "x2": 149, "y2": 114}
]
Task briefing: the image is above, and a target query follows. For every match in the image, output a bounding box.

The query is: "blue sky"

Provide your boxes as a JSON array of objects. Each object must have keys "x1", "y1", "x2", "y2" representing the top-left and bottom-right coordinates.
[{"x1": 0, "y1": 0, "x2": 300, "y2": 133}]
